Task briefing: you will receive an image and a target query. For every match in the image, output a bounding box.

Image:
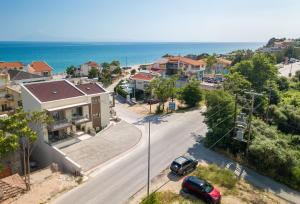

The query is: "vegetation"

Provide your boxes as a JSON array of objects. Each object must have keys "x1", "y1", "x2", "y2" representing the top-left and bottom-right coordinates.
[
  {"x1": 141, "y1": 191, "x2": 203, "y2": 204},
  {"x1": 177, "y1": 80, "x2": 203, "y2": 107},
  {"x1": 0, "y1": 109, "x2": 52, "y2": 190},
  {"x1": 130, "y1": 69, "x2": 136, "y2": 75},
  {"x1": 205, "y1": 55, "x2": 217, "y2": 74},
  {"x1": 88, "y1": 67, "x2": 99, "y2": 79},
  {"x1": 148, "y1": 77, "x2": 177, "y2": 112},
  {"x1": 203, "y1": 48, "x2": 300, "y2": 190},
  {"x1": 99, "y1": 60, "x2": 122, "y2": 86},
  {"x1": 66, "y1": 65, "x2": 76, "y2": 77}
]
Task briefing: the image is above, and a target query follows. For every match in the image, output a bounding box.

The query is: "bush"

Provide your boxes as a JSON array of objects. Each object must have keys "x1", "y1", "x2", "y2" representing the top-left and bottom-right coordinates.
[
  {"x1": 116, "y1": 86, "x2": 128, "y2": 98},
  {"x1": 178, "y1": 80, "x2": 203, "y2": 107},
  {"x1": 193, "y1": 164, "x2": 238, "y2": 189}
]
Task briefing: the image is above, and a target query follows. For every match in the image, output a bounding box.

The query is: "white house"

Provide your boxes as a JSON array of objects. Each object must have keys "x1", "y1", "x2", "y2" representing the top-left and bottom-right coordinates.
[{"x1": 79, "y1": 61, "x2": 101, "y2": 76}]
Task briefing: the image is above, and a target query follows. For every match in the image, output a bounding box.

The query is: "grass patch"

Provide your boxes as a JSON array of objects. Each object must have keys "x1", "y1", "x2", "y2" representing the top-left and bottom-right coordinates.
[
  {"x1": 141, "y1": 191, "x2": 204, "y2": 204},
  {"x1": 192, "y1": 164, "x2": 238, "y2": 189}
]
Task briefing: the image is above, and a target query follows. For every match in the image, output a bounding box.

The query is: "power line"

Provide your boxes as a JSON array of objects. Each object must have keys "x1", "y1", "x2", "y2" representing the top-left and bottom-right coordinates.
[{"x1": 208, "y1": 128, "x2": 234, "y2": 149}]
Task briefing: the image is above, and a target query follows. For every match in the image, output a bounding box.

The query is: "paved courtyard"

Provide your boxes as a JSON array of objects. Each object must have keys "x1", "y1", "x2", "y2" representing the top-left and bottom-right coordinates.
[{"x1": 60, "y1": 121, "x2": 142, "y2": 172}]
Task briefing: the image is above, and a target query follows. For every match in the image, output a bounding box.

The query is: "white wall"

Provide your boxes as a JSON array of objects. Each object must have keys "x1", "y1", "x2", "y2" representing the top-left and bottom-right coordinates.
[
  {"x1": 21, "y1": 86, "x2": 42, "y2": 112},
  {"x1": 100, "y1": 93, "x2": 110, "y2": 128}
]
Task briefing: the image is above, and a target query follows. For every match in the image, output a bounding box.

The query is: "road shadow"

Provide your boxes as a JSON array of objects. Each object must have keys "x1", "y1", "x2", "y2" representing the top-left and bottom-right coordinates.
[
  {"x1": 167, "y1": 172, "x2": 182, "y2": 182},
  {"x1": 185, "y1": 141, "x2": 300, "y2": 198},
  {"x1": 133, "y1": 114, "x2": 170, "y2": 126}
]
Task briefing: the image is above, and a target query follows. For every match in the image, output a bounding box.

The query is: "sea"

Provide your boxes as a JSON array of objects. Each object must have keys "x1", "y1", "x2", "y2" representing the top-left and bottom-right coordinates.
[{"x1": 0, "y1": 42, "x2": 264, "y2": 73}]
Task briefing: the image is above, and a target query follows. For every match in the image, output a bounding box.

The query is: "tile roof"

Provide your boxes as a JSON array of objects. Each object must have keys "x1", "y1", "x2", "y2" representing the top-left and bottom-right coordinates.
[
  {"x1": 24, "y1": 80, "x2": 84, "y2": 102},
  {"x1": 8, "y1": 69, "x2": 44, "y2": 81},
  {"x1": 131, "y1": 72, "x2": 154, "y2": 81},
  {"x1": 166, "y1": 56, "x2": 206, "y2": 67},
  {"x1": 217, "y1": 58, "x2": 232, "y2": 66},
  {"x1": 85, "y1": 61, "x2": 99, "y2": 67},
  {"x1": 0, "y1": 62, "x2": 24, "y2": 69},
  {"x1": 29, "y1": 61, "x2": 53, "y2": 72},
  {"x1": 76, "y1": 83, "x2": 105, "y2": 95}
]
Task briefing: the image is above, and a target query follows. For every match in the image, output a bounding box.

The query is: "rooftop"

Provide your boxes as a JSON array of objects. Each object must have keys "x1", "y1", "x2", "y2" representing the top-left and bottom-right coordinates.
[
  {"x1": 0, "y1": 62, "x2": 24, "y2": 69},
  {"x1": 8, "y1": 69, "x2": 45, "y2": 81},
  {"x1": 24, "y1": 80, "x2": 84, "y2": 102},
  {"x1": 166, "y1": 56, "x2": 206, "y2": 67},
  {"x1": 85, "y1": 61, "x2": 99, "y2": 67},
  {"x1": 131, "y1": 72, "x2": 154, "y2": 81},
  {"x1": 76, "y1": 83, "x2": 106, "y2": 95},
  {"x1": 29, "y1": 61, "x2": 53, "y2": 72}
]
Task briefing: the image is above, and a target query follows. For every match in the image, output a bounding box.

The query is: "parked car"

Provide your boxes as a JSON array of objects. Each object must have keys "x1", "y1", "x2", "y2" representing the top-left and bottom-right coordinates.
[
  {"x1": 182, "y1": 176, "x2": 221, "y2": 204},
  {"x1": 170, "y1": 156, "x2": 198, "y2": 176}
]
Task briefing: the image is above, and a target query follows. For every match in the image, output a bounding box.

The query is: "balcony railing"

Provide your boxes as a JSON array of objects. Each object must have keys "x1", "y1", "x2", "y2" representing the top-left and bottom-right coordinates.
[
  {"x1": 72, "y1": 115, "x2": 90, "y2": 125},
  {"x1": 48, "y1": 118, "x2": 71, "y2": 131}
]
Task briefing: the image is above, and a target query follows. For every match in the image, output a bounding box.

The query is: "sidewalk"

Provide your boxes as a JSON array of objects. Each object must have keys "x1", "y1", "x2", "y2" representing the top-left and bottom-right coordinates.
[{"x1": 187, "y1": 142, "x2": 300, "y2": 204}]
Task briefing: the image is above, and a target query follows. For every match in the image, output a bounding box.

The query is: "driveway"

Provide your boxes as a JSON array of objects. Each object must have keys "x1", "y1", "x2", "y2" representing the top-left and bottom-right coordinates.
[{"x1": 60, "y1": 121, "x2": 142, "y2": 172}]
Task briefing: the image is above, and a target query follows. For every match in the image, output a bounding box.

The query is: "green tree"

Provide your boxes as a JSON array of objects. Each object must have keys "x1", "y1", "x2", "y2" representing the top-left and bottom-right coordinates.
[
  {"x1": 148, "y1": 77, "x2": 174, "y2": 111},
  {"x1": 112, "y1": 67, "x2": 122, "y2": 75},
  {"x1": 204, "y1": 90, "x2": 235, "y2": 149},
  {"x1": 101, "y1": 62, "x2": 110, "y2": 69},
  {"x1": 223, "y1": 72, "x2": 251, "y2": 93},
  {"x1": 88, "y1": 67, "x2": 99, "y2": 79},
  {"x1": 205, "y1": 55, "x2": 217, "y2": 74},
  {"x1": 99, "y1": 67, "x2": 112, "y2": 86},
  {"x1": 232, "y1": 53, "x2": 278, "y2": 91},
  {"x1": 66, "y1": 65, "x2": 76, "y2": 77},
  {"x1": 0, "y1": 109, "x2": 51, "y2": 190},
  {"x1": 178, "y1": 80, "x2": 202, "y2": 107},
  {"x1": 110, "y1": 60, "x2": 120, "y2": 67},
  {"x1": 130, "y1": 69, "x2": 136, "y2": 75}
]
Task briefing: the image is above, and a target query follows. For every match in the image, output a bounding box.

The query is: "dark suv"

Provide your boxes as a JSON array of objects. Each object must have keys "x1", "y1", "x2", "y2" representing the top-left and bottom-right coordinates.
[
  {"x1": 170, "y1": 156, "x2": 198, "y2": 176},
  {"x1": 182, "y1": 176, "x2": 221, "y2": 204}
]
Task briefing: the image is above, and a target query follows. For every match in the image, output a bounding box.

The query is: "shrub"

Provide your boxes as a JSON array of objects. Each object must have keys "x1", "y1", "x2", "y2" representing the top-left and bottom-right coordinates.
[
  {"x1": 178, "y1": 80, "x2": 203, "y2": 107},
  {"x1": 116, "y1": 86, "x2": 128, "y2": 98},
  {"x1": 193, "y1": 164, "x2": 238, "y2": 189}
]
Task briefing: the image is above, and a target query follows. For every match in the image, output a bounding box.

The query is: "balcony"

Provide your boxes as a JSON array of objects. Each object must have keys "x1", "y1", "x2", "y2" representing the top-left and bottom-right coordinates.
[
  {"x1": 48, "y1": 118, "x2": 71, "y2": 131},
  {"x1": 0, "y1": 94, "x2": 13, "y2": 102},
  {"x1": 72, "y1": 115, "x2": 90, "y2": 125}
]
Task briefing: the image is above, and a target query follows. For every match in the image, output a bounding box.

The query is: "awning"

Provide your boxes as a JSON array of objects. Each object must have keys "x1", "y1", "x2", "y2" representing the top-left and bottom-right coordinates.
[{"x1": 46, "y1": 102, "x2": 89, "y2": 112}]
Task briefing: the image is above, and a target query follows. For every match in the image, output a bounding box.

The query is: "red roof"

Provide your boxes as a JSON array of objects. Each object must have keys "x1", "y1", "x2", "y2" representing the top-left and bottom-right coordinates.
[
  {"x1": 76, "y1": 83, "x2": 105, "y2": 95},
  {"x1": 131, "y1": 73, "x2": 154, "y2": 81},
  {"x1": 166, "y1": 56, "x2": 206, "y2": 67},
  {"x1": 85, "y1": 61, "x2": 99, "y2": 67},
  {"x1": 24, "y1": 80, "x2": 84, "y2": 102},
  {"x1": 29, "y1": 61, "x2": 53, "y2": 72},
  {"x1": 0, "y1": 62, "x2": 24, "y2": 69}
]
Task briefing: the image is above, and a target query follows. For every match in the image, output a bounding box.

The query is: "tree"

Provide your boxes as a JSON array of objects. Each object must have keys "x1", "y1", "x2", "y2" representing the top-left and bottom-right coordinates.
[
  {"x1": 112, "y1": 67, "x2": 122, "y2": 75},
  {"x1": 101, "y1": 62, "x2": 110, "y2": 69},
  {"x1": 277, "y1": 76, "x2": 290, "y2": 91},
  {"x1": 130, "y1": 69, "x2": 136, "y2": 75},
  {"x1": 204, "y1": 90, "x2": 235, "y2": 149},
  {"x1": 88, "y1": 67, "x2": 99, "y2": 79},
  {"x1": 178, "y1": 80, "x2": 202, "y2": 107},
  {"x1": 232, "y1": 53, "x2": 278, "y2": 91},
  {"x1": 99, "y1": 67, "x2": 112, "y2": 86},
  {"x1": 66, "y1": 65, "x2": 76, "y2": 77},
  {"x1": 205, "y1": 55, "x2": 217, "y2": 74},
  {"x1": 148, "y1": 77, "x2": 174, "y2": 111},
  {"x1": 110, "y1": 60, "x2": 120, "y2": 67},
  {"x1": 0, "y1": 109, "x2": 51, "y2": 190},
  {"x1": 223, "y1": 72, "x2": 251, "y2": 93}
]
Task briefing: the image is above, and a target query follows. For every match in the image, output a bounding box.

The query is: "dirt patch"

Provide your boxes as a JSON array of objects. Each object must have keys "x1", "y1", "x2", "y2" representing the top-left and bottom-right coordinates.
[{"x1": 3, "y1": 168, "x2": 79, "y2": 204}]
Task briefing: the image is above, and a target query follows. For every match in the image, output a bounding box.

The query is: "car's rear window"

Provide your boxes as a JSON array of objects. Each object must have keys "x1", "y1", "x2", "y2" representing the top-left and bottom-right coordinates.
[{"x1": 171, "y1": 161, "x2": 181, "y2": 168}]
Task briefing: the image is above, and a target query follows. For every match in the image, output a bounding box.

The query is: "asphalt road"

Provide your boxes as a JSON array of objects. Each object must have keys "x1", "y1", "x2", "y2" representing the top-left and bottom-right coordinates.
[{"x1": 54, "y1": 106, "x2": 206, "y2": 204}]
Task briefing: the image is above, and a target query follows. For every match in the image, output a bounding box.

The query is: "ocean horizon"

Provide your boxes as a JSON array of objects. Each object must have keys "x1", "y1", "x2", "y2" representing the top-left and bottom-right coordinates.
[{"x1": 0, "y1": 41, "x2": 264, "y2": 73}]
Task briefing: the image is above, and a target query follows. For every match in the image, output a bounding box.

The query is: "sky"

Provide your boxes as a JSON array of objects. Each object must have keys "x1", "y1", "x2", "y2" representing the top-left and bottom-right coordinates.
[{"x1": 0, "y1": 0, "x2": 300, "y2": 42}]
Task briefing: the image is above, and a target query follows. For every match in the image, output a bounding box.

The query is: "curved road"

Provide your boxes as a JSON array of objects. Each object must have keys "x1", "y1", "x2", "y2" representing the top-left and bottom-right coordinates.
[{"x1": 54, "y1": 104, "x2": 206, "y2": 204}]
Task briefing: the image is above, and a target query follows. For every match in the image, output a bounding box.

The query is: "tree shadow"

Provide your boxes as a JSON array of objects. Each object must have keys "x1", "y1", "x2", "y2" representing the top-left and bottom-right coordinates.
[{"x1": 133, "y1": 114, "x2": 170, "y2": 126}]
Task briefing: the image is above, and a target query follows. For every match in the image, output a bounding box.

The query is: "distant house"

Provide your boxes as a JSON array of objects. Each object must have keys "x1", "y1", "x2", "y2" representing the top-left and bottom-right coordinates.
[
  {"x1": 130, "y1": 72, "x2": 154, "y2": 92},
  {"x1": 27, "y1": 61, "x2": 53, "y2": 77},
  {"x1": 7, "y1": 69, "x2": 48, "y2": 84},
  {"x1": 0, "y1": 73, "x2": 22, "y2": 115},
  {"x1": 212, "y1": 58, "x2": 232, "y2": 74},
  {"x1": 79, "y1": 61, "x2": 101, "y2": 77},
  {"x1": 0, "y1": 62, "x2": 24, "y2": 72},
  {"x1": 162, "y1": 56, "x2": 206, "y2": 77}
]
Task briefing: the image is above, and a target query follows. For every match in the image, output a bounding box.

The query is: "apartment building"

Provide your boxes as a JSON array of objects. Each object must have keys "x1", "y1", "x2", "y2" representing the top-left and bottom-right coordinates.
[
  {"x1": 21, "y1": 80, "x2": 110, "y2": 168},
  {"x1": 0, "y1": 62, "x2": 24, "y2": 72}
]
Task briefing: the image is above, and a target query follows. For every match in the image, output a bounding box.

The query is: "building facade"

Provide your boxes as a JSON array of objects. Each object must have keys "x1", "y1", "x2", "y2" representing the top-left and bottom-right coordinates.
[{"x1": 27, "y1": 61, "x2": 53, "y2": 77}]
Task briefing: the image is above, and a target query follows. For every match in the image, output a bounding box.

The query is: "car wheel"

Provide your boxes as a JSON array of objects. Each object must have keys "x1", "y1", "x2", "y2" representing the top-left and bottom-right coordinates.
[{"x1": 182, "y1": 187, "x2": 189, "y2": 193}]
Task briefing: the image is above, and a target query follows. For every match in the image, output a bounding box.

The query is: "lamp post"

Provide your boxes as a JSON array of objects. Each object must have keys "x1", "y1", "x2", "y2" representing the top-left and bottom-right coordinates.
[{"x1": 147, "y1": 116, "x2": 151, "y2": 197}]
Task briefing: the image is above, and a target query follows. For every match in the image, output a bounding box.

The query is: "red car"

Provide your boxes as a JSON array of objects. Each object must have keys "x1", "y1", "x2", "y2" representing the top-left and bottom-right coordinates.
[{"x1": 182, "y1": 176, "x2": 221, "y2": 204}]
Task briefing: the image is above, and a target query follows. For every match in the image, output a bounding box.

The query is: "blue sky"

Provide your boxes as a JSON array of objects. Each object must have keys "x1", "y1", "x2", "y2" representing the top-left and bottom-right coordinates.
[{"x1": 1, "y1": 0, "x2": 299, "y2": 42}]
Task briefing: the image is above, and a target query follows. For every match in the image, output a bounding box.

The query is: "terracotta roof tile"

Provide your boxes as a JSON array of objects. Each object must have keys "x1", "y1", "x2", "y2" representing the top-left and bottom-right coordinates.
[
  {"x1": 0, "y1": 62, "x2": 24, "y2": 69},
  {"x1": 166, "y1": 56, "x2": 206, "y2": 67},
  {"x1": 29, "y1": 61, "x2": 53, "y2": 72},
  {"x1": 131, "y1": 73, "x2": 154, "y2": 81}
]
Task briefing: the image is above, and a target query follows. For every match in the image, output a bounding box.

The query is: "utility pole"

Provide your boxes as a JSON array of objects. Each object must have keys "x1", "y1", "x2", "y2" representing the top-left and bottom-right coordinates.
[
  {"x1": 265, "y1": 86, "x2": 272, "y2": 122},
  {"x1": 233, "y1": 93, "x2": 238, "y2": 136},
  {"x1": 244, "y1": 90, "x2": 263, "y2": 156},
  {"x1": 147, "y1": 118, "x2": 151, "y2": 197}
]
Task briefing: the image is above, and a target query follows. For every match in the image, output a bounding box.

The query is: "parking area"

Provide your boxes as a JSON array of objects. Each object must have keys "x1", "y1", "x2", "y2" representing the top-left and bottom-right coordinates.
[{"x1": 60, "y1": 121, "x2": 142, "y2": 172}]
